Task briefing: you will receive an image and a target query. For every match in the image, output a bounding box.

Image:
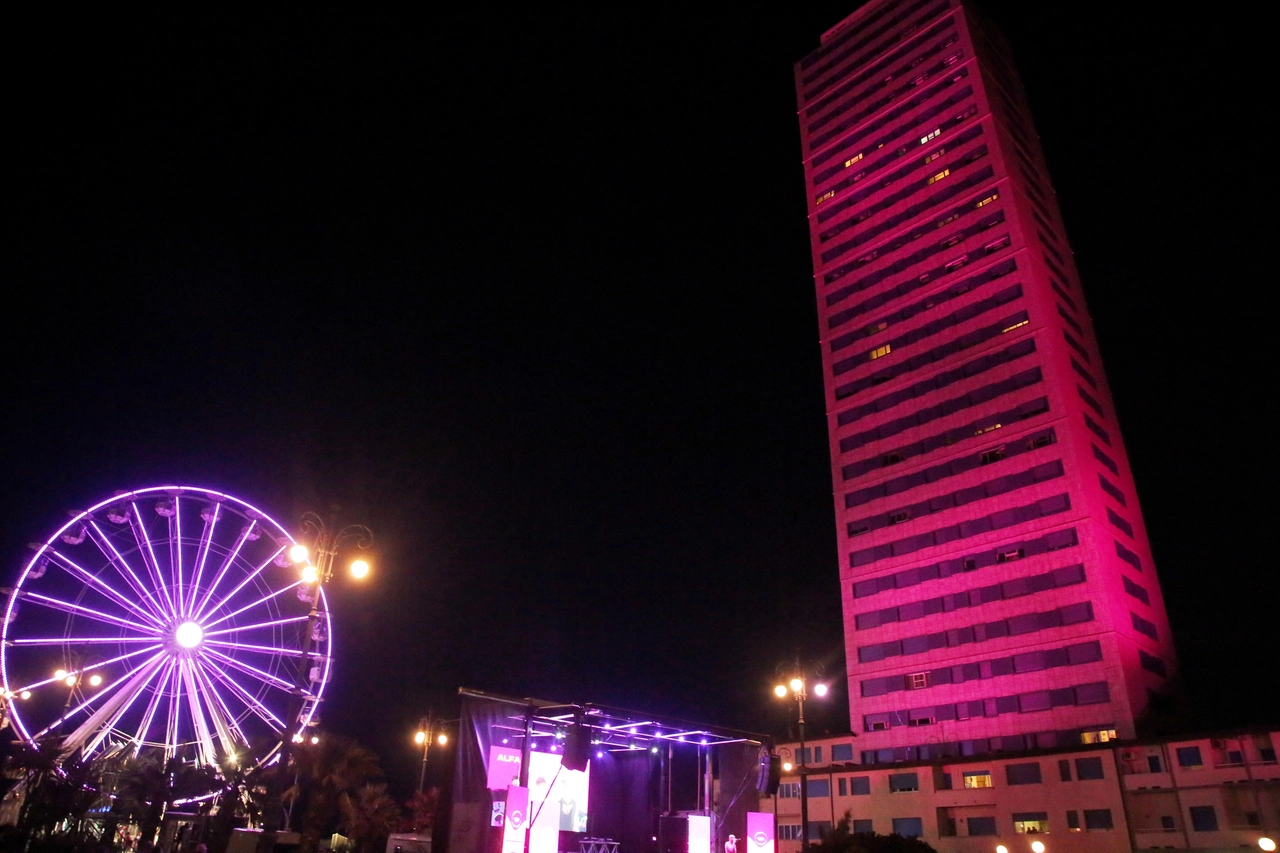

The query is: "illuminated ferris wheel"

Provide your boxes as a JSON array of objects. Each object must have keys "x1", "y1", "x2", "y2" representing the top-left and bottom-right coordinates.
[{"x1": 0, "y1": 486, "x2": 332, "y2": 770}]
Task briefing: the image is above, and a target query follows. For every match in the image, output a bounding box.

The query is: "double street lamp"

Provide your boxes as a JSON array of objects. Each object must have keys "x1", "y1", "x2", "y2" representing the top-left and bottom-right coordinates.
[
  {"x1": 774, "y1": 663, "x2": 828, "y2": 846},
  {"x1": 413, "y1": 713, "x2": 450, "y2": 794}
]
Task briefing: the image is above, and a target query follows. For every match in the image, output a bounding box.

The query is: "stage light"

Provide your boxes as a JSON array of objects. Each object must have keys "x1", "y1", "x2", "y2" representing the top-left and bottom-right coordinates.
[
  {"x1": 289, "y1": 544, "x2": 309, "y2": 564},
  {"x1": 89, "y1": 674, "x2": 103, "y2": 687},
  {"x1": 415, "y1": 731, "x2": 426, "y2": 745},
  {"x1": 1260, "y1": 841, "x2": 1277, "y2": 853},
  {"x1": 814, "y1": 683, "x2": 829, "y2": 697},
  {"x1": 1030, "y1": 842, "x2": 1045, "y2": 853},
  {"x1": 789, "y1": 677, "x2": 803, "y2": 692},
  {"x1": 350, "y1": 559, "x2": 370, "y2": 579},
  {"x1": 301, "y1": 564, "x2": 319, "y2": 583}
]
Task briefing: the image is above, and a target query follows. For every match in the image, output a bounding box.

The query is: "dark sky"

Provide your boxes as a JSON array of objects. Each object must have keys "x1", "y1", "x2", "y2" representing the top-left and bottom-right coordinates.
[{"x1": 5, "y1": 4, "x2": 1273, "y2": 795}]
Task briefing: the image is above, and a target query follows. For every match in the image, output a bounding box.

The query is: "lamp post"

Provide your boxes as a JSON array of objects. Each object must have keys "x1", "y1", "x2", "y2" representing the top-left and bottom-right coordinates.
[
  {"x1": 775, "y1": 660, "x2": 828, "y2": 846},
  {"x1": 256, "y1": 513, "x2": 372, "y2": 853},
  {"x1": 414, "y1": 713, "x2": 449, "y2": 795}
]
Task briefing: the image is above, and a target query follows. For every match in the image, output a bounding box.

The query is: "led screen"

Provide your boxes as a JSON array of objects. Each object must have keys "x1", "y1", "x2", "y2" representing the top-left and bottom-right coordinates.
[{"x1": 486, "y1": 745, "x2": 590, "y2": 851}]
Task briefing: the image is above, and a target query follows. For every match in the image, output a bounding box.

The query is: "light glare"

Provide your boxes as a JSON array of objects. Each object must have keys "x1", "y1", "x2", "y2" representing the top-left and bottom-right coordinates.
[
  {"x1": 437, "y1": 733, "x2": 448, "y2": 746},
  {"x1": 774, "y1": 684, "x2": 788, "y2": 697},
  {"x1": 300, "y1": 565, "x2": 319, "y2": 583},
  {"x1": 175, "y1": 621, "x2": 204, "y2": 649},
  {"x1": 65, "y1": 675, "x2": 78, "y2": 687},
  {"x1": 289, "y1": 544, "x2": 309, "y2": 564},
  {"x1": 89, "y1": 674, "x2": 103, "y2": 687},
  {"x1": 54, "y1": 669, "x2": 67, "y2": 680},
  {"x1": 1031, "y1": 842, "x2": 1046, "y2": 853},
  {"x1": 1259, "y1": 840, "x2": 1277, "y2": 853},
  {"x1": 349, "y1": 559, "x2": 370, "y2": 579},
  {"x1": 789, "y1": 677, "x2": 803, "y2": 692},
  {"x1": 782, "y1": 761, "x2": 793, "y2": 772},
  {"x1": 415, "y1": 731, "x2": 427, "y2": 745},
  {"x1": 814, "y1": 683, "x2": 829, "y2": 697}
]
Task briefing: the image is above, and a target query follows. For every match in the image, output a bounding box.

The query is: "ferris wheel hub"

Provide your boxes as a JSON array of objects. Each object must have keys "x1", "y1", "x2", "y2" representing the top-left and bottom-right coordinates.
[{"x1": 174, "y1": 621, "x2": 204, "y2": 649}]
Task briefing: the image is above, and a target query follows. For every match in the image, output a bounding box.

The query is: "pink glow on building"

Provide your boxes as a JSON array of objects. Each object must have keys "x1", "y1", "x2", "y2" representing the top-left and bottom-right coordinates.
[{"x1": 795, "y1": 0, "x2": 1179, "y2": 764}]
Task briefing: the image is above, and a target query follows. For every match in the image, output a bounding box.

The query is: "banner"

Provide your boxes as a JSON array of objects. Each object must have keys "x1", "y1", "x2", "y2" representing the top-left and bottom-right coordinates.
[
  {"x1": 502, "y1": 786, "x2": 530, "y2": 853},
  {"x1": 746, "y1": 812, "x2": 775, "y2": 853}
]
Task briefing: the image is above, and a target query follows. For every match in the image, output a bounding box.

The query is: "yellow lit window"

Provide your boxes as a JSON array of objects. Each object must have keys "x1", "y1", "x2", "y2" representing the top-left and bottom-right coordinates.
[
  {"x1": 870, "y1": 344, "x2": 892, "y2": 360},
  {"x1": 1003, "y1": 319, "x2": 1029, "y2": 333},
  {"x1": 925, "y1": 148, "x2": 945, "y2": 163},
  {"x1": 927, "y1": 168, "x2": 950, "y2": 185},
  {"x1": 963, "y1": 771, "x2": 993, "y2": 789},
  {"x1": 1080, "y1": 728, "x2": 1118, "y2": 745},
  {"x1": 975, "y1": 422, "x2": 1002, "y2": 435},
  {"x1": 1014, "y1": 818, "x2": 1049, "y2": 834},
  {"x1": 866, "y1": 321, "x2": 888, "y2": 336},
  {"x1": 816, "y1": 190, "x2": 835, "y2": 205},
  {"x1": 976, "y1": 192, "x2": 999, "y2": 207},
  {"x1": 844, "y1": 152, "x2": 864, "y2": 167}
]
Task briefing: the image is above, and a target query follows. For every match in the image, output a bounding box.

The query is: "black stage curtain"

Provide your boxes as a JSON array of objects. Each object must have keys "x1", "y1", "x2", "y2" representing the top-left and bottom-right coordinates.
[{"x1": 587, "y1": 750, "x2": 659, "y2": 853}]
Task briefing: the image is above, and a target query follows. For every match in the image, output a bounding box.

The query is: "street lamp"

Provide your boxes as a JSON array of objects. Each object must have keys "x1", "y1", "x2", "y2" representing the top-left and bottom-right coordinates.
[
  {"x1": 257, "y1": 512, "x2": 373, "y2": 853},
  {"x1": 774, "y1": 660, "x2": 828, "y2": 846},
  {"x1": 414, "y1": 713, "x2": 451, "y2": 794}
]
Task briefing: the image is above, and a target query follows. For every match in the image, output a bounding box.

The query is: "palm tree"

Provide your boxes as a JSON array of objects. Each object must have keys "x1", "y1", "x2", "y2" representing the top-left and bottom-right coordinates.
[
  {"x1": 289, "y1": 736, "x2": 383, "y2": 853},
  {"x1": 114, "y1": 751, "x2": 220, "y2": 848},
  {"x1": 340, "y1": 783, "x2": 401, "y2": 853}
]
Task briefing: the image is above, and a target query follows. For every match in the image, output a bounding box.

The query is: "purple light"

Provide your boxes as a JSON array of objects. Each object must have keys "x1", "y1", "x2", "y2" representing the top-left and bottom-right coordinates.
[
  {"x1": 12, "y1": 636, "x2": 160, "y2": 645},
  {"x1": 11, "y1": 643, "x2": 163, "y2": 694},
  {"x1": 196, "y1": 545, "x2": 285, "y2": 624},
  {"x1": 32, "y1": 649, "x2": 168, "y2": 739},
  {"x1": 133, "y1": 659, "x2": 176, "y2": 752},
  {"x1": 186, "y1": 501, "x2": 220, "y2": 616},
  {"x1": 202, "y1": 580, "x2": 302, "y2": 630},
  {"x1": 46, "y1": 547, "x2": 163, "y2": 627},
  {"x1": 200, "y1": 658, "x2": 286, "y2": 728},
  {"x1": 202, "y1": 646, "x2": 297, "y2": 693},
  {"x1": 191, "y1": 519, "x2": 256, "y2": 618},
  {"x1": 87, "y1": 521, "x2": 171, "y2": 623},
  {"x1": 21, "y1": 591, "x2": 158, "y2": 634},
  {"x1": 173, "y1": 495, "x2": 185, "y2": 615},
  {"x1": 204, "y1": 639, "x2": 305, "y2": 658},
  {"x1": 132, "y1": 501, "x2": 178, "y2": 618},
  {"x1": 202, "y1": 615, "x2": 309, "y2": 638}
]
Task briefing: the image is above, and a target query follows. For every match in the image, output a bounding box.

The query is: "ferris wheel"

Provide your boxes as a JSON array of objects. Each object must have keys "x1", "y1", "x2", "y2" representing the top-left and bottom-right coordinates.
[{"x1": 0, "y1": 486, "x2": 332, "y2": 770}]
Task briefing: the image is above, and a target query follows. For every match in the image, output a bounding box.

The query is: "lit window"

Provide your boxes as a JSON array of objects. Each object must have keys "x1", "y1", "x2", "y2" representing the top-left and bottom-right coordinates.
[
  {"x1": 943, "y1": 51, "x2": 962, "y2": 66},
  {"x1": 925, "y1": 148, "x2": 946, "y2": 163},
  {"x1": 1003, "y1": 319, "x2": 1029, "y2": 333},
  {"x1": 976, "y1": 192, "x2": 999, "y2": 207},
  {"x1": 866, "y1": 321, "x2": 888, "y2": 335},
  {"x1": 962, "y1": 770, "x2": 992, "y2": 789},
  {"x1": 844, "y1": 152, "x2": 864, "y2": 167},
  {"x1": 927, "y1": 168, "x2": 951, "y2": 185},
  {"x1": 1080, "y1": 729, "x2": 1118, "y2": 745},
  {"x1": 816, "y1": 190, "x2": 835, "y2": 205},
  {"x1": 974, "y1": 422, "x2": 1002, "y2": 435},
  {"x1": 920, "y1": 128, "x2": 942, "y2": 144},
  {"x1": 1014, "y1": 814, "x2": 1049, "y2": 834},
  {"x1": 870, "y1": 344, "x2": 892, "y2": 360},
  {"x1": 936, "y1": 212, "x2": 960, "y2": 227}
]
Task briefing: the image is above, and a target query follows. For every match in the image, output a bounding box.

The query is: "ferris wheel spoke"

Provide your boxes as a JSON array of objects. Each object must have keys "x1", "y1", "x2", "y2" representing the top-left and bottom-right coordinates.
[
  {"x1": 38, "y1": 648, "x2": 168, "y2": 741},
  {"x1": 19, "y1": 591, "x2": 160, "y2": 635},
  {"x1": 170, "y1": 497, "x2": 185, "y2": 615},
  {"x1": 204, "y1": 639, "x2": 308, "y2": 659},
  {"x1": 200, "y1": 656, "x2": 287, "y2": 732},
  {"x1": 11, "y1": 643, "x2": 164, "y2": 694},
  {"x1": 86, "y1": 522, "x2": 172, "y2": 624},
  {"x1": 130, "y1": 658, "x2": 176, "y2": 756},
  {"x1": 203, "y1": 615, "x2": 309, "y2": 638},
  {"x1": 201, "y1": 646, "x2": 300, "y2": 694},
  {"x1": 164, "y1": 663, "x2": 181, "y2": 762},
  {"x1": 186, "y1": 502, "x2": 220, "y2": 616},
  {"x1": 191, "y1": 657, "x2": 246, "y2": 755},
  {"x1": 179, "y1": 658, "x2": 218, "y2": 766},
  {"x1": 130, "y1": 502, "x2": 179, "y2": 619},
  {"x1": 191, "y1": 520, "x2": 256, "y2": 620},
  {"x1": 195, "y1": 544, "x2": 286, "y2": 623},
  {"x1": 72, "y1": 653, "x2": 172, "y2": 758},
  {"x1": 11, "y1": 635, "x2": 163, "y2": 646},
  {"x1": 203, "y1": 582, "x2": 305, "y2": 631},
  {"x1": 45, "y1": 548, "x2": 167, "y2": 627}
]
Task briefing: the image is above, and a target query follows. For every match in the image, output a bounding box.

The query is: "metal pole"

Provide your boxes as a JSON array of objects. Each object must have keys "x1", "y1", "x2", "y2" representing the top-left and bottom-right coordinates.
[
  {"x1": 798, "y1": 690, "x2": 809, "y2": 846},
  {"x1": 418, "y1": 712, "x2": 433, "y2": 795}
]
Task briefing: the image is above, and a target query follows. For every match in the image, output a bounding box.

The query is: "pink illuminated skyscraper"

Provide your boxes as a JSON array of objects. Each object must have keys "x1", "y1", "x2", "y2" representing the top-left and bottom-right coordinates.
[{"x1": 795, "y1": 0, "x2": 1179, "y2": 764}]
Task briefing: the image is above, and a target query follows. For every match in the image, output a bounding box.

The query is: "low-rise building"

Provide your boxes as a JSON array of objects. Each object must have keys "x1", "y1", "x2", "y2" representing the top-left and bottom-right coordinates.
[{"x1": 761, "y1": 729, "x2": 1280, "y2": 852}]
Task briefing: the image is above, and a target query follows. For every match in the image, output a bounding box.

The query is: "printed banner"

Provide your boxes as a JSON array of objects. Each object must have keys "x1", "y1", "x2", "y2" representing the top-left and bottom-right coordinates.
[{"x1": 746, "y1": 812, "x2": 775, "y2": 853}]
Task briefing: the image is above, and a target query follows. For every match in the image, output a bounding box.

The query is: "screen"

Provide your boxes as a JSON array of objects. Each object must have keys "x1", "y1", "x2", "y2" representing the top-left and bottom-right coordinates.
[{"x1": 486, "y1": 745, "x2": 590, "y2": 852}]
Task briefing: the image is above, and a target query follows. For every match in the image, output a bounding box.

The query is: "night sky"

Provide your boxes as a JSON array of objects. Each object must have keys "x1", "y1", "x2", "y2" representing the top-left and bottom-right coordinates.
[{"x1": 6, "y1": 4, "x2": 1273, "y2": 795}]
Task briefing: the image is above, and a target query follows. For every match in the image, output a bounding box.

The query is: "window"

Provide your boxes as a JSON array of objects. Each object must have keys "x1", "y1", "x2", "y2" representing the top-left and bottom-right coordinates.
[
  {"x1": 1006, "y1": 762, "x2": 1042, "y2": 785},
  {"x1": 849, "y1": 776, "x2": 871, "y2": 795},
  {"x1": 870, "y1": 344, "x2": 892, "y2": 359},
  {"x1": 892, "y1": 817, "x2": 923, "y2": 838},
  {"x1": 851, "y1": 819, "x2": 873, "y2": 834},
  {"x1": 831, "y1": 743, "x2": 854, "y2": 762},
  {"x1": 1066, "y1": 810, "x2": 1081, "y2": 831},
  {"x1": 1189, "y1": 806, "x2": 1217, "y2": 832},
  {"x1": 844, "y1": 152, "x2": 864, "y2": 167},
  {"x1": 968, "y1": 816, "x2": 997, "y2": 836},
  {"x1": 838, "y1": 777, "x2": 846, "y2": 796},
  {"x1": 889, "y1": 510, "x2": 911, "y2": 525},
  {"x1": 889, "y1": 772, "x2": 920, "y2": 792},
  {"x1": 976, "y1": 191, "x2": 998, "y2": 207},
  {"x1": 908, "y1": 672, "x2": 929, "y2": 690},
  {"x1": 1075, "y1": 757, "x2": 1105, "y2": 780},
  {"x1": 807, "y1": 778, "x2": 830, "y2": 797},
  {"x1": 777, "y1": 781, "x2": 800, "y2": 798},
  {"x1": 778, "y1": 825, "x2": 802, "y2": 841},
  {"x1": 807, "y1": 821, "x2": 831, "y2": 840},
  {"x1": 816, "y1": 189, "x2": 836, "y2": 205},
  {"x1": 1092, "y1": 444, "x2": 1119, "y2": 475},
  {"x1": 1013, "y1": 812, "x2": 1049, "y2": 834},
  {"x1": 927, "y1": 168, "x2": 951, "y2": 184},
  {"x1": 1148, "y1": 755, "x2": 1163, "y2": 773},
  {"x1": 1002, "y1": 318, "x2": 1028, "y2": 333},
  {"x1": 1176, "y1": 746, "x2": 1203, "y2": 768},
  {"x1": 979, "y1": 447, "x2": 1005, "y2": 465},
  {"x1": 1160, "y1": 815, "x2": 1175, "y2": 831},
  {"x1": 962, "y1": 770, "x2": 992, "y2": 788},
  {"x1": 1058, "y1": 759, "x2": 1071, "y2": 781},
  {"x1": 921, "y1": 128, "x2": 941, "y2": 144},
  {"x1": 1081, "y1": 728, "x2": 1117, "y2": 744},
  {"x1": 1131, "y1": 611, "x2": 1158, "y2": 639},
  {"x1": 1124, "y1": 575, "x2": 1150, "y2": 606}
]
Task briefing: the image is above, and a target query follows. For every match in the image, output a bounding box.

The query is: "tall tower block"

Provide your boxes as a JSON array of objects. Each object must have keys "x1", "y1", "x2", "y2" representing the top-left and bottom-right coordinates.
[{"x1": 795, "y1": 0, "x2": 1179, "y2": 764}]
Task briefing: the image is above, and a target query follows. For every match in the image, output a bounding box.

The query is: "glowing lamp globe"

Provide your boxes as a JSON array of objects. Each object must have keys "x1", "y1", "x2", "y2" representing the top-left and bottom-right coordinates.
[
  {"x1": 1031, "y1": 842, "x2": 1046, "y2": 853},
  {"x1": 1259, "y1": 839, "x2": 1277, "y2": 852},
  {"x1": 89, "y1": 674, "x2": 103, "y2": 687},
  {"x1": 350, "y1": 559, "x2": 370, "y2": 579},
  {"x1": 300, "y1": 564, "x2": 319, "y2": 583},
  {"x1": 813, "y1": 683, "x2": 829, "y2": 697},
  {"x1": 64, "y1": 675, "x2": 77, "y2": 687},
  {"x1": 437, "y1": 733, "x2": 448, "y2": 746},
  {"x1": 175, "y1": 621, "x2": 204, "y2": 649},
  {"x1": 774, "y1": 684, "x2": 788, "y2": 697},
  {"x1": 288, "y1": 544, "x2": 309, "y2": 564},
  {"x1": 995, "y1": 847, "x2": 1009, "y2": 853},
  {"x1": 782, "y1": 761, "x2": 793, "y2": 772},
  {"x1": 415, "y1": 731, "x2": 427, "y2": 745}
]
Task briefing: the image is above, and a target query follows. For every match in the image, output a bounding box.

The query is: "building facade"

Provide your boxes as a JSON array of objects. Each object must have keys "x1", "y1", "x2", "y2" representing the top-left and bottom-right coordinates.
[
  {"x1": 762, "y1": 729, "x2": 1280, "y2": 852},
  {"x1": 794, "y1": 0, "x2": 1179, "y2": 764}
]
